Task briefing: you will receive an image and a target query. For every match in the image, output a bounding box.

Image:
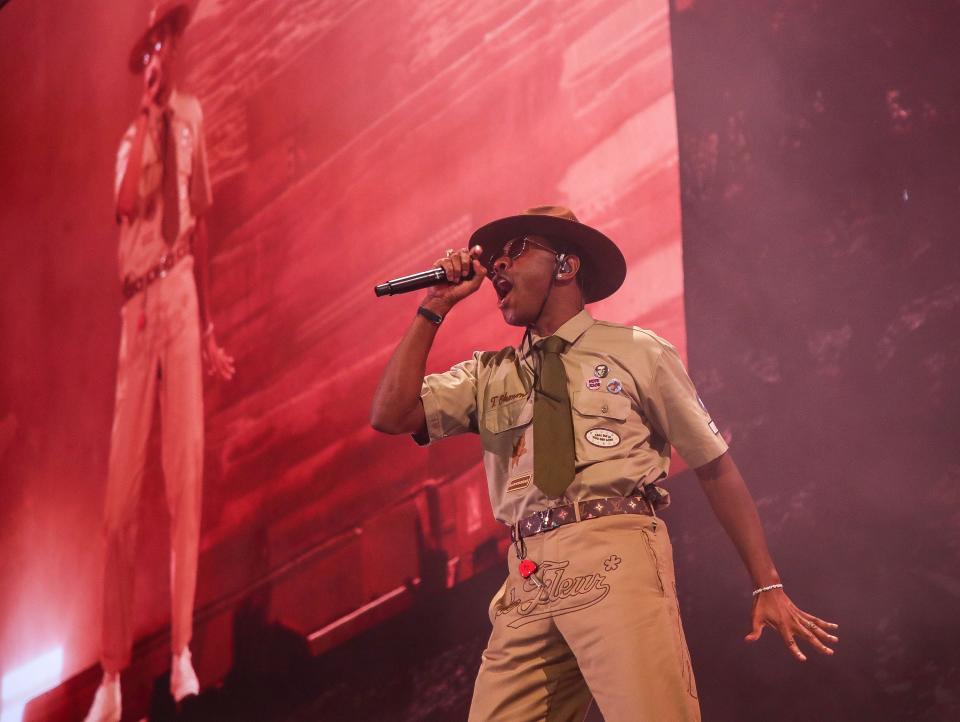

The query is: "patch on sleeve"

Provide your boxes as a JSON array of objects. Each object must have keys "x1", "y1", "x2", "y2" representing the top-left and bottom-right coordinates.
[{"x1": 698, "y1": 395, "x2": 720, "y2": 435}]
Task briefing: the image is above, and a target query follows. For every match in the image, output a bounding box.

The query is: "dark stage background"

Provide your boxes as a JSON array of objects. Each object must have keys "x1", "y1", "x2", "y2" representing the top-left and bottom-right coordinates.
[
  {"x1": 2, "y1": 1, "x2": 959, "y2": 721},
  {"x1": 670, "y1": 1, "x2": 960, "y2": 720}
]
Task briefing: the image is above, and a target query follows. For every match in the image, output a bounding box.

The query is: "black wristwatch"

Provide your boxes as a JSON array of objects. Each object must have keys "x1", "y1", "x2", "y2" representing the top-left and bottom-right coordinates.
[{"x1": 417, "y1": 306, "x2": 444, "y2": 325}]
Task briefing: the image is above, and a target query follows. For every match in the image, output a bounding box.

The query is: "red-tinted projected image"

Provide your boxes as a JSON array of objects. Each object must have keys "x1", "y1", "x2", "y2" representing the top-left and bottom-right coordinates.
[{"x1": 1, "y1": 2, "x2": 690, "y2": 719}]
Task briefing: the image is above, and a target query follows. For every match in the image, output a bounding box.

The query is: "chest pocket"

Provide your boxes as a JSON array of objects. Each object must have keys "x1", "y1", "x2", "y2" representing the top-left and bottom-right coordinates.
[
  {"x1": 483, "y1": 395, "x2": 533, "y2": 434},
  {"x1": 571, "y1": 391, "x2": 630, "y2": 422},
  {"x1": 571, "y1": 391, "x2": 633, "y2": 460}
]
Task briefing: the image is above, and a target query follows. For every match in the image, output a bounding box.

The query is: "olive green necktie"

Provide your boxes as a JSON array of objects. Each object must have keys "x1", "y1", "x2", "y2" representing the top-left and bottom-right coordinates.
[
  {"x1": 533, "y1": 335, "x2": 576, "y2": 498},
  {"x1": 161, "y1": 109, "x2": 180, "y2": 246}
]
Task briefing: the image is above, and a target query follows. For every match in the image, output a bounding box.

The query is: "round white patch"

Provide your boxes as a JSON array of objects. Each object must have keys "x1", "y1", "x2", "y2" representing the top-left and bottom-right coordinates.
[{"x1": 585, "y1": 428, "x2": 621, "y2": 447}]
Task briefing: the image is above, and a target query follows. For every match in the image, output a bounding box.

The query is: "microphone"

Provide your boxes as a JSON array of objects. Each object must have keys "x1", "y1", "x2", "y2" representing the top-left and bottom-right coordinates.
[{"x1": 374, "y1": 264, "x2": 475, "y2": 297}]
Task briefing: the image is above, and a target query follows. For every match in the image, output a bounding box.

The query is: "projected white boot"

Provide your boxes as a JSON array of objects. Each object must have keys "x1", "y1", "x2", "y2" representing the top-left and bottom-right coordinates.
[
  {"x1": 170, "y1": 647, "x2": 200, "y2": 702},
  {"x1": 82, "y1": 675, "x2": 120, "y2": 722}
]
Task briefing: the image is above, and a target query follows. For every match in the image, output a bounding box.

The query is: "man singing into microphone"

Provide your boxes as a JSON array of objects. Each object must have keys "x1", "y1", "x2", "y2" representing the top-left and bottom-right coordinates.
[
  {"x1": 370, "y1": 206, "x2": 837, "y2": 721},
  {"x1": 83, "y1": 3, "x2": 234, "y2": 721}
]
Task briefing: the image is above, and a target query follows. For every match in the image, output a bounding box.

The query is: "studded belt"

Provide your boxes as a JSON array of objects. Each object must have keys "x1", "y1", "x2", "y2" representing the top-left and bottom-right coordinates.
[
  {"x1": 122, "y1": 241, "x2": 191, "y2": 300},
  {"x1": 510, "y1": 492, "x2": 659, "y2": 542}
]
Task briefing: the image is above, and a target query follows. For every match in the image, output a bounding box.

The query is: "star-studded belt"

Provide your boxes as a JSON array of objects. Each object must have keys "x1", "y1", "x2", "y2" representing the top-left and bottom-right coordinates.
[
  {"x1": 510, "y1": 491, "x2": 660, "y2": 542},
  {"x1": 122, "y1": 241, "x2": 192, "y2": 300}
]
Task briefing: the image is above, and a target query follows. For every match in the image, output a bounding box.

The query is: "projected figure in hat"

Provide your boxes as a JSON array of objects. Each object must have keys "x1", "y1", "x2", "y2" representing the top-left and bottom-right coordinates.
[
  {"x1": 84, "y1": 3, "x2": 234, "y2": 721},
  {"x1": 371, "y1": 206, "x2": 838, "y2": 720}
]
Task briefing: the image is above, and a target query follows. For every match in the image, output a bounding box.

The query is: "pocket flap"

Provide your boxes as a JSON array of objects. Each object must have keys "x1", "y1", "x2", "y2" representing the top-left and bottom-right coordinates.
[
  {"x1": 572, "y1": 390, "x2": 630, "y2": 421},
  {"x1": 483, "y1": 395, "x2": 533, "y2": 433}
]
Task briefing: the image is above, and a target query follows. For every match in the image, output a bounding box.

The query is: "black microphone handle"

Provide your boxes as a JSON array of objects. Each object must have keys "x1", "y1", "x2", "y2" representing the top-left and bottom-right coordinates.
[{"x1": 374, "y1": 264, "x2": 475, "y2": 297}]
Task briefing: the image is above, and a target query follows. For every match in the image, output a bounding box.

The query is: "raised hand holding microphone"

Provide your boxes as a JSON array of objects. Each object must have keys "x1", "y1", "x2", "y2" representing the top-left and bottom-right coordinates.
[
  {"x1": 369, "y1": 245, "x2": 485, "y2": 436},
  {"x1": 421, "y1": 245, "x2": 487, "y2": 314},
  {"x1": 374, "y1": 245, "x2": 486, "y2": 297},
  {"x1": 117, "y1": 36, "x2": 172, "y2": 220}
]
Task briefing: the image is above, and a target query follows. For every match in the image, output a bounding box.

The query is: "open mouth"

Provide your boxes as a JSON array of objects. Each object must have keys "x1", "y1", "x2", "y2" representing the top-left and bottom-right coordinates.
[{"x1": 492, "y1": 275, "x2": 513, "y2": 307}]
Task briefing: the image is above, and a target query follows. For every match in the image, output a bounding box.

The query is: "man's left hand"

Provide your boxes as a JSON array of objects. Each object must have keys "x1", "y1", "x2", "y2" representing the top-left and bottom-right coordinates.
[
  {"x1": 203, "y1": 333, "x2": 235, "y2": 381},
  {"x1": 745, "y1": 588, "x2": 838, "y2": 661}
]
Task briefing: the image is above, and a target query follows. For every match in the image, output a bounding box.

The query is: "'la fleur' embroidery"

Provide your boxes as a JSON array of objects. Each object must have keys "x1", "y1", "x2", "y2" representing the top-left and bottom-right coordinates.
[{"x1": 496, "y1": 559, "x2": 619, "y2": 627}]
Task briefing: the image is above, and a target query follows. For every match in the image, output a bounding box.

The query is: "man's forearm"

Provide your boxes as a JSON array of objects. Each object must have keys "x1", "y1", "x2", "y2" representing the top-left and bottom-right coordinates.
[
  {"x1": 695, "y1": 452, "x2": 781, "y2": 588},
  {"x1": 370, "y1": 247, "x2": 484, "y2": 435},
  {"x1": 369, "y1": 298, "x2": 450, "y2": 434}
]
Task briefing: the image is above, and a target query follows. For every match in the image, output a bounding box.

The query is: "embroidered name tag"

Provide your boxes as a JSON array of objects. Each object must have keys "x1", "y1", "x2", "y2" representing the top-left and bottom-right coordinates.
[
  {"x1": 507, "y1": 474, "x2": 533, "y2": 493},
  {"x1": 585, "y1": 428, "x2": 620, "y2": 447},
  {"x1": 491, "y1": 392, "x2": 525, "y2": 408}
]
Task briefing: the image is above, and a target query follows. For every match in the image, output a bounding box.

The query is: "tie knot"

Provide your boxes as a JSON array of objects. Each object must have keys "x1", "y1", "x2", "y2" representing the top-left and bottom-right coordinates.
[{"x1": 540, "y1": 336, "x2": 566, "y2": 354}]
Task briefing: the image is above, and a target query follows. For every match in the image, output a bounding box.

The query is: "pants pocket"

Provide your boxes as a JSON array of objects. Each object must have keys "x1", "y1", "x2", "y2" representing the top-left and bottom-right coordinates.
[
  {"x1": 488, "y1": 579, "x2": 508, "y2": 625},
  {"x1": 672, "y1": 581, "x2": 699, "y2": 700},
  {"x1": 640, "y1": 528, "x2": 666, "y2": 596}
]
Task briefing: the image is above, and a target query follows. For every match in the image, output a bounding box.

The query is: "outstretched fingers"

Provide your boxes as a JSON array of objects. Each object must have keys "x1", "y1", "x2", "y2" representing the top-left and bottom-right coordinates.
[
  {"x1": 797, "y1": 609, "x2": 839, "y2": 647},
  {"x1": 777, "y1": 624, "x2": 808, "y2": 662},
  {"x1": 799, "y1": 610, "x2": 839, "y2": 633},
  {"x1": 793, "y1": 616, "x2": 835, "y2": 657},
  {"x1": 748, "y1": 592, "x2": 839, "y2": 662}
]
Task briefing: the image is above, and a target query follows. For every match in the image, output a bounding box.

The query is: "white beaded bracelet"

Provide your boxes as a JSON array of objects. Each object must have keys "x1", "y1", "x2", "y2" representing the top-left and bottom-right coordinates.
[{"x1": 752, "y1": 583, "x2": 784, "y2": 597}]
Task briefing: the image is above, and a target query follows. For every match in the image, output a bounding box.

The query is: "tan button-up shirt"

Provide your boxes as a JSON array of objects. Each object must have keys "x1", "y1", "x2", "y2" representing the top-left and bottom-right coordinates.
[
  {"x1": 114, "y1": 90, "x2": 213, "y2": 281},
  {"x1": 419, "y1": 310, "x2": 728, "y2": 526}
]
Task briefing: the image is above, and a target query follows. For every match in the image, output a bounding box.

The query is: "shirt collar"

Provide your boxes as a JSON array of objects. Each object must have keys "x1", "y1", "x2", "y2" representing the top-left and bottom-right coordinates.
[{"x1": 523, "y1": 308, "x2": 594, "y2": 355}]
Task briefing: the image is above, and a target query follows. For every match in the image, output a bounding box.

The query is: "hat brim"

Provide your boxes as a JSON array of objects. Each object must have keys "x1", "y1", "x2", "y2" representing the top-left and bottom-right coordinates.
[
  {"x1": 470, "y1": 214, "x2": 626, "y2": 303},
  {"x1": 128, "y1": 3, "x2": 192, "y2": 74}
]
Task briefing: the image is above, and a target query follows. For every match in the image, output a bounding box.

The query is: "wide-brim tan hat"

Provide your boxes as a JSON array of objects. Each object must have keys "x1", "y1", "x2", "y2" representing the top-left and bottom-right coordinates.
[
  {"x1": 471, "y1": 205, "x2": 626, "y2": 303},
  {"x1": 128, "y1": 1, "x2": 194, "y2": 74}
]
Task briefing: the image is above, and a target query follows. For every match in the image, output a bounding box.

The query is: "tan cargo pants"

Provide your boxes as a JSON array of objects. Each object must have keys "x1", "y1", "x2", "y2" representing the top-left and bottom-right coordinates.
[
  {"x1": 469, "y1": 513, "x2": 700, "y2": 722},
  {"x1": 100, "y1": 258, "x2": 203, "y2": 672}
]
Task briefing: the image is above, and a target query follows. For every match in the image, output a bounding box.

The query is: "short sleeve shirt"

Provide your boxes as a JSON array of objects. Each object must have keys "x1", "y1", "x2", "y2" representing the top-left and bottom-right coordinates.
[
  {"x1": 418, "y1": 310, "x2": 728, "y2": 526},
  {"x1": 114, "y1": 90, "x2": 213, "y2": 280}
]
